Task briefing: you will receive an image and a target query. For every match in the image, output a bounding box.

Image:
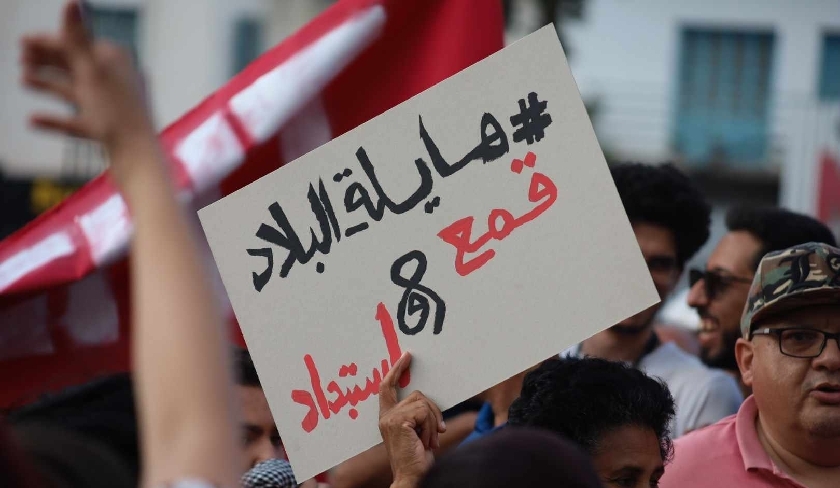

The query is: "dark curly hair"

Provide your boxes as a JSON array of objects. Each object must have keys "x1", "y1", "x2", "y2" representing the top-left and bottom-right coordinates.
[
  {"x1": 726, "y1": 206, "x2": 837, "y2": 270},
  {"x1": 508, "y1": 357, "x2": 675, "y2": 462},
  {"x1": 611, "y1": 162, "x2": 710, "y2": 268},
  {"x1": 234, "y1": 348, "x2": 261, "y2": 387}
]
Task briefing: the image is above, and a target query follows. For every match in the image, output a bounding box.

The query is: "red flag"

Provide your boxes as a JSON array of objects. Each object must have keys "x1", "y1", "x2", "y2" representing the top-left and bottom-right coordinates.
[
  {"x1": 818, "y1": 151, "x2": 840, "y2": 231},
  {"x1": 0, "y1": 0, "x2": 503, "y2": 408}
]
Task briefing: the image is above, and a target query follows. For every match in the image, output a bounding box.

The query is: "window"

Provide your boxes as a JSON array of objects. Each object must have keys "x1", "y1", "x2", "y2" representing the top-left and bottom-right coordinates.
[
  {"x1": 86, "y1": 4, "x2": 140, "y2": 60},
  {"x1": 818, "y1": 34, "x2": 840, "y2": 101},
  {"x1": 674, "y1": 28, "x2": 776, "y2": 166},
  {"x1": 232, "y1": 18, "x2": 265, "y2": 76}
]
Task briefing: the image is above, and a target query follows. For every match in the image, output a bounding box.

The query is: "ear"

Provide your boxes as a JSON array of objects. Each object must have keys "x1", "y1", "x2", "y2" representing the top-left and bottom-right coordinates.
[{"x1": 736, "y1": 338, "x2": 755, "y2": 387}]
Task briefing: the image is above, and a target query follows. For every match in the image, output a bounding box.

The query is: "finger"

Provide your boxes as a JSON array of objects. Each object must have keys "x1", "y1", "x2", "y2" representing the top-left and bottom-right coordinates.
[
  {"x1": 408, "y1": 391, "x2": 445, "y2": 429},
  {"x1": 21, "y1": 35, "x2": 71, "y2": 71},
  {"x1": 402, "y1": 395, "x2": 434, "y2": 450},
  {"x1": 379, "y1": 352, "x2": 411, "y2": 413},
  {"x1": 415, "y1": 403, "x2": 433, "y2": 450},
  {"x1": 29, "y1": 114, "x2": 87, "y2": 138},
  {"x1": 428, "y1": 397, "x2": 445, "y2": 433},
  {"x1": 422, "y1": 398, "x2": 443, "y2": 449},
  {"x1": 425, "y1": 402, "x2": 440, "y2": 450},
  {"x1": 22, "y1": 70, "x2": 75, "y2": 103},
  {"x1": 405, "y1": 392, "x2": 443, "y2": 449},
  {"x1": 62, "y1": 1, "x2": 93, "y2": 55}
]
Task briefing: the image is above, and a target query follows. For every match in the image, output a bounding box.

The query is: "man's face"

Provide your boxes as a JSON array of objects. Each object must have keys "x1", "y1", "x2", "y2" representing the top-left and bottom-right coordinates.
[
  {"x1": 611, "y1": 222, "x2": 680, "y2": 334},
  {"x1": 737, "y1": 305, "x2": 840, "y2": 440},
  {"x1": 238, "y1": 384, "x2": 285, "y2": 471},
  {"x1": 688, "y1": 231, "x2": 760, "y2": 370}
]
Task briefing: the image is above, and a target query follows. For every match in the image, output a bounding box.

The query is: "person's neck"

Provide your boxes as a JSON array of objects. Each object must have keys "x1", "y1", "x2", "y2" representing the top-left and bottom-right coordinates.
[
  {"x1": 756, "y1": 413, "x2": 840, "y2": 487},
  {"x1": 485, "y1": 374, "x2": 526, "y2": 427},
  {"x1": 580, "y1": 327, "x2": 656, "y2": 364}
]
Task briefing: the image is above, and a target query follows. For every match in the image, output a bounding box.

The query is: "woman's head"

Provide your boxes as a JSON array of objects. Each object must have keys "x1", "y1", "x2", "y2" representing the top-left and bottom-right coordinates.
[
  {"x1": 508, "y1": 357, "x2": 675, "y2": 488},
  {"x1": 9, "y1": 422, "x2": 135, "y2": 488},
  {"x1": 3, "y1": 374, "x2": 138, "y2": 488},
  {"x1": 419, "y1": 427, "x2": 601, "y2": 488}
]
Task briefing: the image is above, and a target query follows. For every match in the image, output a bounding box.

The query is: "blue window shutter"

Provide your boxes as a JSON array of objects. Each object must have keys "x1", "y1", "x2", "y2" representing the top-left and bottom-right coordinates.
[
  {"x1": 232, "y1": 18, "x2": 264, "y2": 77},
  {"x1": 674, "y1": 28, "x2": 775, "y2": 167},
  {"x1": 87, "y1": 6, "x2": 139, "y2": 61},
  {"x1": 819, "y1": 34, "x2": 840, "y2": 101}
]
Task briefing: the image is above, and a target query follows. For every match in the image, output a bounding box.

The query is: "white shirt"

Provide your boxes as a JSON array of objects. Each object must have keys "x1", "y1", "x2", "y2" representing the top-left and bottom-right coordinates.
[{"x1": 563, "y1": 342, "x2": 743, "y2": 437}]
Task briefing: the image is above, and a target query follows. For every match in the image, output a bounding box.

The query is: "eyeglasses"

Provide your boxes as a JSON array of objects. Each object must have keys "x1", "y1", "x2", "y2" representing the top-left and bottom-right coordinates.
[
  {"x1": 751, "y1": 327, "x2": 840, "y2": 358},
  {"x1": 688, "y1": 268, "x2": 752, "y2": 300}
]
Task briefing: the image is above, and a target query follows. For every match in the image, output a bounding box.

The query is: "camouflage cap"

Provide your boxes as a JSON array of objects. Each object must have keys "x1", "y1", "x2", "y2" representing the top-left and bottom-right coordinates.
[{"x1": 741, "y1": 242, "x2": 840, "y2": 336}]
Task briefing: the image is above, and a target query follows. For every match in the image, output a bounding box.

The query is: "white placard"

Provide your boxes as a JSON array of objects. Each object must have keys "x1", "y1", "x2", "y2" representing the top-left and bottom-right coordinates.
[{"x1": 198, "y1": 26, "x2": 658, "y2": 480}]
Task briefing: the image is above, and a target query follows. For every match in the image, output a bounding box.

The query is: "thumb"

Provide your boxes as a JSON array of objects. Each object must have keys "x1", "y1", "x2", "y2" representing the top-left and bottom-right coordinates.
[{"x1": 379, "y1": 352, "x2": 411, "y2": 413}]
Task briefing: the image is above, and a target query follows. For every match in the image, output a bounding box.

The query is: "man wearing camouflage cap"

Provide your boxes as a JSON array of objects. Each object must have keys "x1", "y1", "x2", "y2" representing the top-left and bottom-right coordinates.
[{"x1": 661, "y1": 242, "x2": 840, "y2": 488}]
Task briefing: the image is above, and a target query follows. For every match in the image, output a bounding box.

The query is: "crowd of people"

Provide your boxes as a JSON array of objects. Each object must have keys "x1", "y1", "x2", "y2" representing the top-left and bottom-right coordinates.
[{"x1": 3, "y1": 2, "x2": 840, "y2": 487}]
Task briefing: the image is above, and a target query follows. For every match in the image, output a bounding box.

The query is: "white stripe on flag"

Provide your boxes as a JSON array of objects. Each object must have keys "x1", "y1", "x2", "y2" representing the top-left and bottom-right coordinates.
[
  {"x1": 0, "y1": 232, "x2": 74, "y2": 292},
  {"x1": 176, "y1": 112, "x2": 247, "y2": 194},
  {"x1": 281, "y1": 96, "x2": 333, "y2": 163},
  {"x1": 229, "y1": 5, "x2": 386, "y2": 142},
  {"x1": 79, "y1": 194, "x2": 133, "y2": 266}
]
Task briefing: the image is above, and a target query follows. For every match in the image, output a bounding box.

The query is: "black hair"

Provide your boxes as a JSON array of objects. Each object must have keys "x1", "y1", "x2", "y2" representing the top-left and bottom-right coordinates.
[
  {"x1": 0, "y1": 421, "x2": 45, "y2": 488},
  {"x1": 420, "y1": 427, "x2": 601, "y2": 488},
  {"x1": 8, "y1": 373, "x2": 139, "y2": 479},
  {"x1": 6, "y1": 374, "x2": 138, "y2": 488},
  {"x1": 725, "y1": 206, "x2": 837, "y2": 270},
  {"x1": 11, "y1": 423, "x2": 134, "y2": 488},
  {"x1": 611, "y1": 162, "x2": 710, "y2": 268},
  {"x1": 234, "y1": 347, "x2": 261, "y2": 387},
  {"x1": 508, "y1": 357, "x2": 675, "y2": 462}
]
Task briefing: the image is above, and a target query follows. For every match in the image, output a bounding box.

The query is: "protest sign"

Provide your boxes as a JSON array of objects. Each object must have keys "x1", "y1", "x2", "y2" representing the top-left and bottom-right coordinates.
[{"x1": 198, "y1": 25, "x2": 658, "y2": 480}]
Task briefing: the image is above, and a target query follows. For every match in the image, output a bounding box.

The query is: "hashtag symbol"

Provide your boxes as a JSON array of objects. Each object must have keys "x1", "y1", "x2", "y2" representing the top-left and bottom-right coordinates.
[{"x1": 509, "y1": 92, "x2": 552, "y2": 145}]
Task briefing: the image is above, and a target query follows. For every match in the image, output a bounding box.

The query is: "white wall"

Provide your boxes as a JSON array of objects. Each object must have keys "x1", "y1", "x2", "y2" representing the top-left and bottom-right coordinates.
[
  {"x1": 143, "y1": 0, "x2": 228, "y2": 130},
  {"x1": 562, "y1": 0, "x2": 840, "y2": 163},
  {"x1": 781, "y1": 100, "x2": 840, "y2": 216},
  {"x1": 267, "y1": 0, "x2": 330, "y2": 48},
  {"x1": 0, "y1": 0, "x2": 326, "y2": 178},
  {"x1": 0, "y1": 0, "x2": 74, "y2": 178}
]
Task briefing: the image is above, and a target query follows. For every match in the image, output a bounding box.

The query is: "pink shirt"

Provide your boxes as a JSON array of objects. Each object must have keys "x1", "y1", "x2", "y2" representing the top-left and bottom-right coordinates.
[{"x1": 660, "y1": 396, "x2": 805, "y2": 488}]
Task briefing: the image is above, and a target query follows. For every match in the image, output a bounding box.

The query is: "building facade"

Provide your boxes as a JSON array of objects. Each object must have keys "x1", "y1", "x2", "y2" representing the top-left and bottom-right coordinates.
[
  {"x1": 562, "y1": 0, "x2": 839, "y2": 167},
  {"x1": 553, "y1": 0, "x2": 840, "y2": 325}
]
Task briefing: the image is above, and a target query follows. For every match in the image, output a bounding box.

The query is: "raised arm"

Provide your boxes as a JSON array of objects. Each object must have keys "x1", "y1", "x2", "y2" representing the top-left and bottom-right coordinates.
[{"x1": 21, "y1": 2, "x2": 238, "y2": 486}]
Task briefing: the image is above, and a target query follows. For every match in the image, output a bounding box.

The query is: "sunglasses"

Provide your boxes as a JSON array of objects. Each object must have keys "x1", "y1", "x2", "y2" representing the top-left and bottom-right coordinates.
[{"x1": 688, "y1": 268, "x2": 752, "y2": 300}]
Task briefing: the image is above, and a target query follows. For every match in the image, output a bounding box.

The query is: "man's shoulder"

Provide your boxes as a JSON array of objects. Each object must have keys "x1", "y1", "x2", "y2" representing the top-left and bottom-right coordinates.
[
  {"x1": 646, "y1": 344, "x2": 737, "y2": 386},
  {"x1": 643, "y1": 343, "x2": 713, "y2": 383},
  {"x1": 646, "y1": 342, "x2": 702, "y2": 367},
  {"x1": 645, "y1": 344, "x2": 742, "y2": 409},
  {"x1": 675, "y1": 413, "x2": 738, "y2": 448},
  {"x1": 681, "y1": 361, "x2": 741, "y2": 395},
  {"x1": 661, "y1": 416, "x2": 743, "y2": 486}
]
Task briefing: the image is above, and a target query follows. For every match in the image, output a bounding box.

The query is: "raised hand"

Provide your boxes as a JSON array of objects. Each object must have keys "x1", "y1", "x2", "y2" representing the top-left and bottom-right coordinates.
[
  {"x1": 20, "y1": 0, "x2": 154, "y2": 182},
  {"x1": 378, "y1": 353, "x2": 446, "y2": 488}
]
